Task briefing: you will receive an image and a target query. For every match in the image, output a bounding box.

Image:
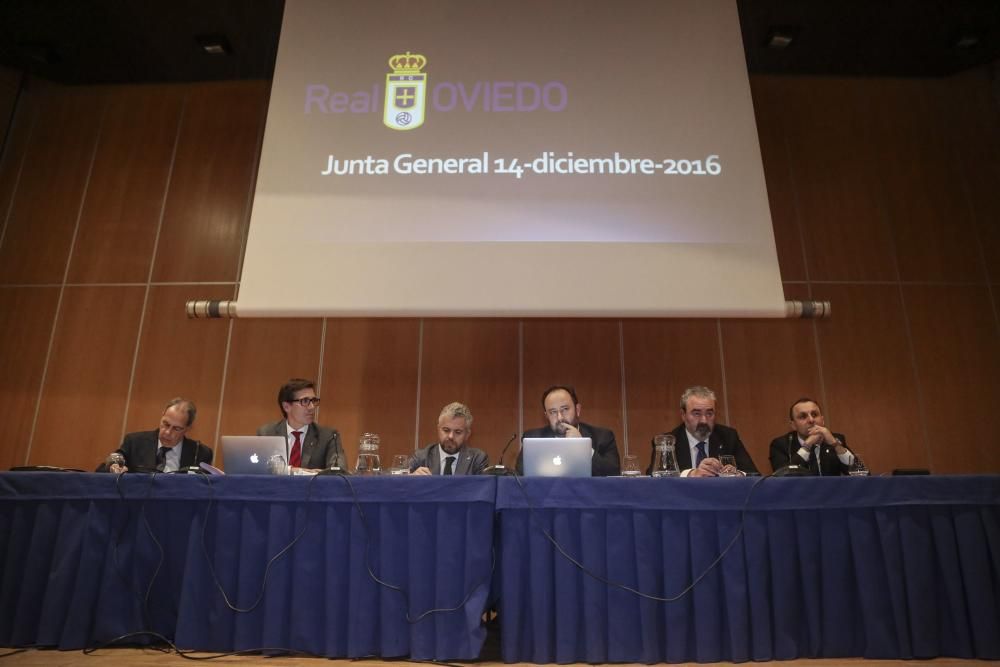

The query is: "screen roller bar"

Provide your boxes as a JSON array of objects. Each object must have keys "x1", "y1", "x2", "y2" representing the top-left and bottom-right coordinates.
[{"x1": 185, "y1": 300, "x2": 831, "y2": 319}]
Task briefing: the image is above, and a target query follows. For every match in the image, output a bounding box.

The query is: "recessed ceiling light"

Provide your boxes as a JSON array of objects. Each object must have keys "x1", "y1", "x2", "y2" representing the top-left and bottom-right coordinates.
[
  {"x1": 195, "y1": 34, "x2": 232, "y2": 56},
  {"x1": 765, "y1": 27, "x2": 799, "y2": 50},
  {"x1": 954, "y1": 34, "x2": 980, "y2": 49}
]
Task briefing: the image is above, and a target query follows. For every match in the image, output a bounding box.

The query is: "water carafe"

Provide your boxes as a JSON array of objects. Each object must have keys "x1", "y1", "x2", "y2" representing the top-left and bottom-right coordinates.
[
  {"x1": 355, "y1": 432, "x2": 382, "y2": 475},
  {"x1": 650, "y1": 433, "x2": 680, "y2": 477}
]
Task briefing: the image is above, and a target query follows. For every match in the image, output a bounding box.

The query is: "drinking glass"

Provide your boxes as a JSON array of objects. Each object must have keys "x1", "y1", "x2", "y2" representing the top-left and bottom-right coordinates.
[
  {"x1": 268, "y1": 454, "x2": 287, "y2": 476},
  {"x1": 621, "y1": 454, "x2": 642, "y2": 477},
  {"x1": 390, "y1": 454, "x2": 412, "y2": 475},
  {"x1": 848, "y1": 459, "x2": 870, "y2": 476},
  {"x1": 719, "y1": 454, "x2": 739, "y2": 477}
]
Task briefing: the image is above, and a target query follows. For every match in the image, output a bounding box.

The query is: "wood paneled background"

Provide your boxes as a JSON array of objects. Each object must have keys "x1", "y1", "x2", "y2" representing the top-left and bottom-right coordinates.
[{"x1": 1, "y1": 69, "x2": 997, "y2": 474}]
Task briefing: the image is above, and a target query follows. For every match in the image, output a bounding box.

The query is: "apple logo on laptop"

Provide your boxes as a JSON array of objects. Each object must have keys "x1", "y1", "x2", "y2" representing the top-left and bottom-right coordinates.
[
  {"x1": 552, "y1": 455, "x2": 562, "y2": 466},
  {"x1": 250, "y1": 453, "x2": 259, "y2": 464}
]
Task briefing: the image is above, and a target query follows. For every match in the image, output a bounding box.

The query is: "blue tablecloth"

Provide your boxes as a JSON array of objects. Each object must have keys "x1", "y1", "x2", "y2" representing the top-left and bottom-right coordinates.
[
  {"x1": 495, "y1": 475, "x2": 1000, "y2": 663},
  {"x1": 0, "y1": 472, "x2": 496, "y2": 659}
]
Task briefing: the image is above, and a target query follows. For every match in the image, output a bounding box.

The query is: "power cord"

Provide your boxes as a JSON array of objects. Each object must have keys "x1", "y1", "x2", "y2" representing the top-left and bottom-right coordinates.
[
  {"x1": 110, "y1": 470, "x2": 168, "y2": 630},
  {"x1": 82, "y1": 630, "x2": 321, "y2": 659},
  {"x1": 508, "y1": 470, "x2": 771, "y2": 602},
  {"x1": 90, "y1": 472, "x2": 495, "y2": 660},
  {"x1": 332, "y1": 473, "x2": 495, "y2": 624},
  {"x1": 195, "y1": 471, "x2": 316, "y2": 613}
]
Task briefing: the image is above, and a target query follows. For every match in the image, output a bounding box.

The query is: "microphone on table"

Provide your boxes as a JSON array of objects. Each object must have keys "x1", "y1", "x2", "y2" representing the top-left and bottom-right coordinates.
[
  {"x1": 482, "y1": 433, "x2": 518, "y2": 476},
  {"x1": 773, "y1": 433, "x2": 811, "y2": 477}
]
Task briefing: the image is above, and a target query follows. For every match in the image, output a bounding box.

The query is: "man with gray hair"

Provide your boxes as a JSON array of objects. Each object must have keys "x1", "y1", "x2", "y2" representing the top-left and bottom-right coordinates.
[
  {"x1": 647, "y1": 385, "x2": 757, "y2": 477},
  {"x1": 411, "y1": 402, "x2": 488, "y2": 475},
  {"x1": 101, "y1": 397, "x2": 213, "y2": 473}
]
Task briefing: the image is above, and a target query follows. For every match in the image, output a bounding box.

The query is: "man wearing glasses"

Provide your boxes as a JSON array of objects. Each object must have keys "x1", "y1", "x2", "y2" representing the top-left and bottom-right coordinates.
[
  {"x1": 257, "y1": 378, "x2": 346, "y2": 471},
  {"x1": 516, "y1": 385, "x2": 621, "y2": 476},
  {"x1": 101, "y1": 397, "x2": 213, "y2": 473}
]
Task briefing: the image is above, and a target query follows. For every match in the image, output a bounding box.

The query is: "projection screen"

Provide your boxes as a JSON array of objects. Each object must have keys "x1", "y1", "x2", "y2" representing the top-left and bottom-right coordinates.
[{"x1": 236, "y1": 0, "x2": 786, "y2": 317}]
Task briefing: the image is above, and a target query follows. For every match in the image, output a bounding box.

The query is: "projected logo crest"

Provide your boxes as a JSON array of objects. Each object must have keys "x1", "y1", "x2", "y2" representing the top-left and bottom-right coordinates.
[{"x1": 383, "y1": 52, "x2": 427, "y2": 131}]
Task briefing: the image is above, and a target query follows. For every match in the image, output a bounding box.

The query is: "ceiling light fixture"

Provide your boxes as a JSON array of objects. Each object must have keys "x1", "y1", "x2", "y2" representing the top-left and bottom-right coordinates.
[
  {"x1": 195, "y1": 34, "x2": 232, "y2": 56},
  {"x1": 765, "y1": 27, "x2": 799, "y2": 50},
  {"x1": 953, "y1": 34, "x2": 980, "y2": 49}
]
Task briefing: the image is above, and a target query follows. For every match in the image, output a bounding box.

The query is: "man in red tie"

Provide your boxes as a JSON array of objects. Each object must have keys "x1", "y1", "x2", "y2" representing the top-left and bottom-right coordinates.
[{"x1": 257, "y1": 378, "x2": 346, "y2": 472}]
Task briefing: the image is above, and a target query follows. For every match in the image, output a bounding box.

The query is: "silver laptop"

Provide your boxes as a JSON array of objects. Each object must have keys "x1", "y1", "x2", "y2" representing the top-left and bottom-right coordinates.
[
  {"x1": 220, "y1": 436, "x2": 288, "y2": 475},
  {"x1": 522, "y1": 437, "x2": 592, "y2": 477}
]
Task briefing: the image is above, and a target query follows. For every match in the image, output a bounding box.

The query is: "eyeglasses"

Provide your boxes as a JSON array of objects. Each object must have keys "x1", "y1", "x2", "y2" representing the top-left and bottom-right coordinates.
[
  {"x1": 545, "y1": 406, "x2": 574, "y2": 418},
  {"x1": 289, "y1": 397, "x2": 321, "y2": 407},
  {"x1": 159, "y1": 419, "x2": 187, "y2": 434}
]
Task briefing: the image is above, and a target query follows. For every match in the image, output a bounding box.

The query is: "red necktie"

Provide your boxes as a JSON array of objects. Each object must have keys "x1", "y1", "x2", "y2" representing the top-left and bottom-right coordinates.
[{"x1": 290, "y1": 431, "x2": 302, "y2": 467}]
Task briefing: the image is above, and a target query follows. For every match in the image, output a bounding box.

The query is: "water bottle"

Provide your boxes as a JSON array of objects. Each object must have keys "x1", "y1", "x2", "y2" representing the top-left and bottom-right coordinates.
[
  {"x1": 650, "y1": 433, "x2": 680, "y2": 477},
  {"x1": 355, "y1": 432, "x2": 382, "y2": 475}
]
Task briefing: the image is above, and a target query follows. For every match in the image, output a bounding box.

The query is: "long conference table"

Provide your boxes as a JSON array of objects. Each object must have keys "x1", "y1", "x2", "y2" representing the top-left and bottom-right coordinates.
[{"x1": 1, "y1": 471, "x2": 998, "y2": 663}]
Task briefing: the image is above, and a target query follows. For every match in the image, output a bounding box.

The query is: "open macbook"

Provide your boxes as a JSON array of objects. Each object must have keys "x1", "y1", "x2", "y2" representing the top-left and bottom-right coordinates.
[
  {"x1": 220, "y1": 435, "x2": 288, "y2": 475},
  {"x1": 522, "y1": 437, "x2": 592, "y2": 477}
]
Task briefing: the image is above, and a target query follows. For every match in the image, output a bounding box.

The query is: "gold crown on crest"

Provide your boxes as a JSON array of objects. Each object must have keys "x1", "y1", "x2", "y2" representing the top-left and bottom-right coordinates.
[{"x1": 388, "y1": 51, "x2": 427, "y2": 73}]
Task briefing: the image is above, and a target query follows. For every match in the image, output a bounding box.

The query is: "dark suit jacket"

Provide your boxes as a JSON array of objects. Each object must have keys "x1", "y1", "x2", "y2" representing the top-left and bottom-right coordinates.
[
  {"x1": 516, "y1": 422, "x2": 621, "y2": 477},
  {"x1": 647, "y1": 423, "x2": 757, "y2": 475},
  {"x1": 769, "y1": 431, "x2": 852, "y2": 475},
  {"x1": 256, "y1": 420, "x2": 346, "y2": 470},
  {"x1": 98, "y1": 430, "x2": 213, "y2": 472},
  {"x1": 411, "y1": 443, "x2": 489, "y2": 475}
]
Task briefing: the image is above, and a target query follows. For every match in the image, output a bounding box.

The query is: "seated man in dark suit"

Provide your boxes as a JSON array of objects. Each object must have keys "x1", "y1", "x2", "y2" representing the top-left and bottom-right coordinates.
[
  {"x1": 769, "y1": 397, "x2": 856, "y2": 475},
  {"x1": 257, "y1": 378, "x2": 346, "y2": 471},
  {"x1": 102, "y1": 397, "x2": 213, "y2": 473},
  {"x1": 648, "y1": 385, "x2": 757, "y2": 477},
  {"x1": 516, "y1": 385, "x2": 620, "y2": 476},
  {"x1": 411, "y1": 402, "x2": 488, "y2": 475}
]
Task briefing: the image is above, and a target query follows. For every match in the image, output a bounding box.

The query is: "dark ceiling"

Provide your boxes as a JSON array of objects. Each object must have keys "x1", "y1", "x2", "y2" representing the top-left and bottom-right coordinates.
[{"x1": 1, "y1": 0, "x2": 998, "y2": 85}]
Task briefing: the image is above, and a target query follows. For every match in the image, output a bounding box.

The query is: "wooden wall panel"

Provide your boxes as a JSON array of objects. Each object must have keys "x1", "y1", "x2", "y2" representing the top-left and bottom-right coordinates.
[
  {"x1": 521, "y1": 320, "x2": 622, "y2": 446},
  {"x1": 779, "y1": 78, "x2": 897, "y2": 282},
  {"x1": 720, "y1": 284, "x2": 820, "y2": 470},
  {"x1": 67, "y1": 86, "x2": 185, "y2": 284},
  {"x1": 0, "y1": 66, "x2": 20, "y2": 139},
  {"x1": 30, "y1": 286, "x2": 145, "y2": 470},
  {"x1": 418, "y1": 319, "x2": 519, "y2": 463},
  {"x1": 930, "y1": 69, "x2": 1000, "y2": 285},
  {"x1": 870, "y1": 79, "x2": 985, "y2": 284},
  {"x1": 217, "y1": 317, "x2": 323, "y2": 467},
  {"x1": 321, "y1": 319, "x2": 420, "y2": 467},
  {"x1": 751, "y1": 76, "x2": 806, "y2": 282},
  {"x1": 622, "y1": 319, "x2": 724, "y2": 458},
  {"x1": 0, "y1": 286, "x2": 59, "y2": 470},
  {"x1": 903, "y1": 285, "x2": 1000, "y2": 473},
  {"x1": 152, "y1": 82, "x2": 267, "y2": 283},
  {"x1": 0, "y1": 76, "x2": 34, "y2": 247},
  {"x1": 0, "y1": 70, "x2": 996, "y2": 476},
  {"x1": 124, "y1": 284, "x2": 236, "y2": 447},
  {"x1": 810, "y1": 284, "x2": 927, "y2": 474},
  {"x1": 0, "y1": 83, "x2": 104, "y2": 285}
]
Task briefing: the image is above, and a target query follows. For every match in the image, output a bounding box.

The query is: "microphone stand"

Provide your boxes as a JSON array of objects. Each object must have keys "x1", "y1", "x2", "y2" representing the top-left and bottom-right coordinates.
[{"x1": 482, "y1": 433, "x2": 517, "y2": 476}]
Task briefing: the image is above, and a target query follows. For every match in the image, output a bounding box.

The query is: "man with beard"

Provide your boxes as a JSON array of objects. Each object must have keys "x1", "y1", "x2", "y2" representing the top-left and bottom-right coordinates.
[
  {"x1": 411, "y1": 402, "x2": 488, "y2": 475},
  {"x1": 257, "y1": 378, "x2": 346, "y2": 471},
  {"x1": 516, "y1": 385, "x2": 620, "y2": 476},
  {"x1": 768, "y1": 397, "x2": 856, "y2": 475},
  {"x1": 648, "y1": 385, "x2": 757, "y2": 477}
]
